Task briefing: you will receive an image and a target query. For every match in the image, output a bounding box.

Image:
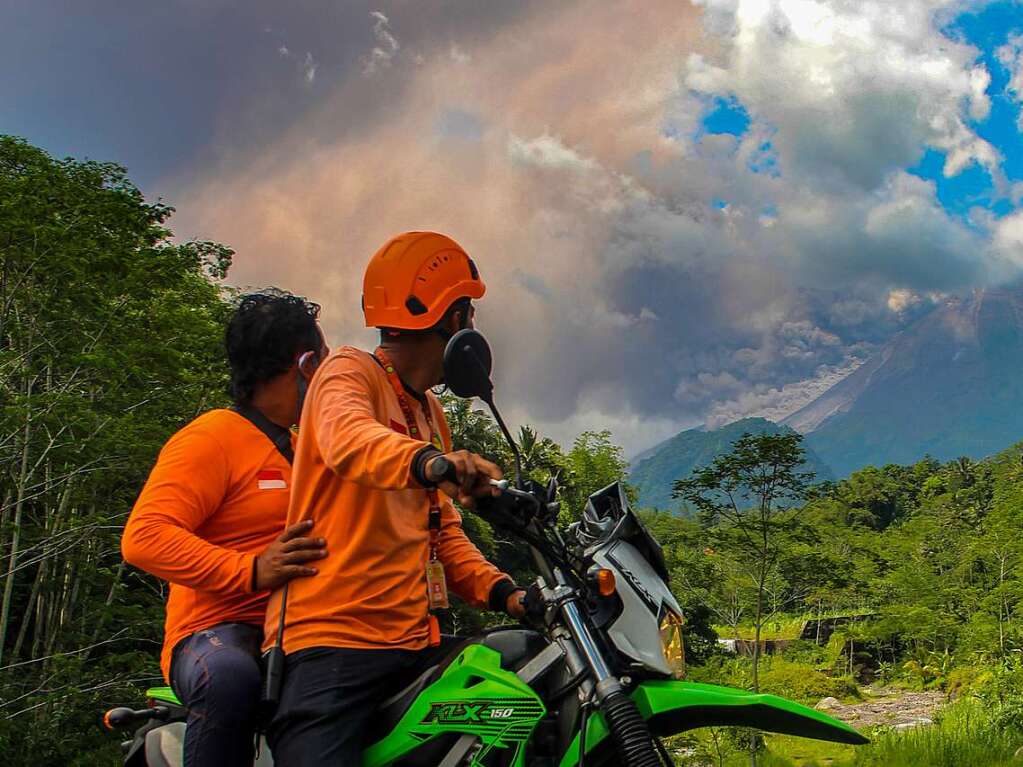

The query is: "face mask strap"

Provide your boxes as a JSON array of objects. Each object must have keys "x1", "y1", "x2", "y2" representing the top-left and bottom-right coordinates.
[{"x1": 295, "y1": 351, "x2": 319, "y2": 423}]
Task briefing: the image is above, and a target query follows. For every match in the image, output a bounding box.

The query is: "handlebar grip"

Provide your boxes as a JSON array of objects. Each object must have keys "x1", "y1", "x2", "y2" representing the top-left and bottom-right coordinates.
[{"x1": 431, "y1": 456, "x2": 460, "y2": 485}]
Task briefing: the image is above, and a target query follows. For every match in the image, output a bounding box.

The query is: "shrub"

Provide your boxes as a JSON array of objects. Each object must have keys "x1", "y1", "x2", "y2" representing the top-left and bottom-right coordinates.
[{"x1": 758, "y1": 660, "x2": 860, "y2": 705}]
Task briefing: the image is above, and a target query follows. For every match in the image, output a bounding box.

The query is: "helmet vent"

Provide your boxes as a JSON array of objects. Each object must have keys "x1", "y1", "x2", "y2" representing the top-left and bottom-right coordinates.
[{"x1": 405, "y1": 296, "x2": 428, "y2": 316}]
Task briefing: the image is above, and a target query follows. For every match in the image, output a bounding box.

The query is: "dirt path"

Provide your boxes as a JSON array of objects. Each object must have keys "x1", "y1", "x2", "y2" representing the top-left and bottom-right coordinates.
[{"x1": 815, "y1": 688, "x2": 946, "y2": 730}]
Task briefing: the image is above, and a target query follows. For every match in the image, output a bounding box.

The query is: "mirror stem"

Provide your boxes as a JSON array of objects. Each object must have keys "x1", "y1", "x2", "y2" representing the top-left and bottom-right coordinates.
[{"x1": 483, "y1": 395, "x2": 524, "y2": 489}]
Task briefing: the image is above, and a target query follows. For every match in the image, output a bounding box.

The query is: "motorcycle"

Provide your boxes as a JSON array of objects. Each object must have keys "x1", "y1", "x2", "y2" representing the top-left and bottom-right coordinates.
[{"x1": 104, "y1": 328, "x2": 866, "y2": 766}]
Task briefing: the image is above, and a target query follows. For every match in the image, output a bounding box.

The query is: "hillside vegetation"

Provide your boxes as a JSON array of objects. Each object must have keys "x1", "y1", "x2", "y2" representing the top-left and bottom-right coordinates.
[{"x1": 650, "y1": 436, "x2": 1023, "y2": 764}]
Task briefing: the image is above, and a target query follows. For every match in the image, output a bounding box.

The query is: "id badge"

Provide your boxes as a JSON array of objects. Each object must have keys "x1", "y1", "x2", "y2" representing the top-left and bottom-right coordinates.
[{"x1": 426, "y1": 560, "x2": 449, "y2": 610}]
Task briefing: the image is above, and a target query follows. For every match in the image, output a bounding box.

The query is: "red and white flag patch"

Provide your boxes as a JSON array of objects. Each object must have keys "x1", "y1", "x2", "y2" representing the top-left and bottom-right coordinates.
[{"x1": 257, "y1": 469, "x2": 287, "y2": 490}]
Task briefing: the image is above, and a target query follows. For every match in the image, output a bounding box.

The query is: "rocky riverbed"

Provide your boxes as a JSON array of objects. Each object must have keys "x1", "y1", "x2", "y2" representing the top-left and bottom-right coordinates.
[{"x1": 815, "y1": 688, "x2": 946, "y2": 730}]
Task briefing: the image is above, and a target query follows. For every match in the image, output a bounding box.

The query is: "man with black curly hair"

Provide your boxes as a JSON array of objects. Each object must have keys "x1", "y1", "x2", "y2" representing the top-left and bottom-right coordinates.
[{"x1": 122, "y1": 289, "x2": 329, "y2": 767}]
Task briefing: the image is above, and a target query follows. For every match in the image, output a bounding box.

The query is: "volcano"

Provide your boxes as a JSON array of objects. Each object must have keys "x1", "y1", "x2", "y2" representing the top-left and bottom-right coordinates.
[{"x1": 785, "y1": 288, "x2": 1023, "y2": 477}]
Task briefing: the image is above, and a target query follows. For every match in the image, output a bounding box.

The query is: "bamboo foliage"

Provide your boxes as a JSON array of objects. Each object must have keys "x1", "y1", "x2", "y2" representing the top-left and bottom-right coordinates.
[{"x1": 0, "y1": 136, "x2": 233, "y2": 763}]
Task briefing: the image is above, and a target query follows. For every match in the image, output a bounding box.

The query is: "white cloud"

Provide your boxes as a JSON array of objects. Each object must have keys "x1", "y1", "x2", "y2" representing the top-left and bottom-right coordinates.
[
  {"x1": 687, "y1": 0, "x2": 999, "y2": 188},
  {"x1": 507, "y1": 133, "x2": 597, "y2": 172},
  {"x1": 994, "y1": 210, "x2": 1023, "y2": 265},
  {"x1": 363, "y1": 10, "x2": 400, "y2": 75},
  {"x1": 887, "y1": 288, "x2": 918, "y2": 314},
  {"x1": 969, "y1": 66, "x2": 992, "y2": 122},
  {"x1": 885, "y1": 288, "x2": 946, "y2": 315},
  {"x1": 303, "y1": 52, "x2": 317, "y2": 84},
  {"x1": 273, "y1": 39, "x2": 315, "y2": 85},
  {"x1": 997, "y1": 32, "x2": 1023, "y2": 130}
]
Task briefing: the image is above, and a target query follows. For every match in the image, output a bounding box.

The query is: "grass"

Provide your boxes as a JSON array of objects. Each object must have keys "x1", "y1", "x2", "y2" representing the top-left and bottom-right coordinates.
[
  {"x1": 846, "y1": 702, "x2": 1022, "y2": 767},
  {"x1": 684, "y1": 700, "x2": 1023, "y2": 767}
]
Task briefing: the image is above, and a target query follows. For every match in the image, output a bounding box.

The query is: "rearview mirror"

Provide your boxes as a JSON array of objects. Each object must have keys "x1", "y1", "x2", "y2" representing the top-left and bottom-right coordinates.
[
  {"x1": 443, "y1": 328, "x2": 494, "y2": 401},
  {"x1": 442, "y1": 328, "x2": 525, "y2": 490}
]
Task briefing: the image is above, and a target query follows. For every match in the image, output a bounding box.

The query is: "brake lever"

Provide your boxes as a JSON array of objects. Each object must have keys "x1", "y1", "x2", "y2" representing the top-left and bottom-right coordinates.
[{"x1": 489, "y1": 479, "x2": 541, "y2": 507}]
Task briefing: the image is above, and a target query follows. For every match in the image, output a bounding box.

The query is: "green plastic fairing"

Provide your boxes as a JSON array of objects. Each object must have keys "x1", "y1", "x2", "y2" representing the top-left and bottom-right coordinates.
[
  {"x1": 146, "y1": 686, "x2": 181, "y2": 706},
  {"x1": 558, "y1": 679, "x2": 868, "y2": 765},
  {"x1": 363, "y1": 643, "x2": 545, "y2": 767}
]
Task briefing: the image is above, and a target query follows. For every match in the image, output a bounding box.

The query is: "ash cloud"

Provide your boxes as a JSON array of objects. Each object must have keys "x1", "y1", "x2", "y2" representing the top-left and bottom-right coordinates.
[{"x1": 164, "y1": 0, "x2": 1023, "y2": 455}]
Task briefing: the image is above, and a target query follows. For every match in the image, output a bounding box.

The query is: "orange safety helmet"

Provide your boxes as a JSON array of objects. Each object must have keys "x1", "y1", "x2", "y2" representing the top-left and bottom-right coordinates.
[{"x1": 362, "y1": 231, "x2": 486, "y2": 331}]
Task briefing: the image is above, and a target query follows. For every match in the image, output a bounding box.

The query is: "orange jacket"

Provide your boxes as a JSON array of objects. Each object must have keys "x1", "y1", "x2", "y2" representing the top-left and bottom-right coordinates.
[
  {"x1": 264, "y1": 346, "x2": 511, "y2": 654},
  {"x1": 122, "y1": 409, "x2": 292, "y2": 680}
]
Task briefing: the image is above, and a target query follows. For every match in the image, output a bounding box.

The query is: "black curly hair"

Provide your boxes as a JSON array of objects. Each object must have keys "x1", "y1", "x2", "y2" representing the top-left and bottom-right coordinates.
[{"x1": 225, "y1": 289, "x2": 322, "y2": 405}]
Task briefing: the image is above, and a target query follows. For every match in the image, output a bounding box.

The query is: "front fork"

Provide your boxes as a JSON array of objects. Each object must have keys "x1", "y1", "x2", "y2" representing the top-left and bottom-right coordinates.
[
  {"x1": 543, "y1": 571, "x2": 619, "y2": 698},
  {"x1": 541, "y1": 570, "x2": 662, "y2": 766}
]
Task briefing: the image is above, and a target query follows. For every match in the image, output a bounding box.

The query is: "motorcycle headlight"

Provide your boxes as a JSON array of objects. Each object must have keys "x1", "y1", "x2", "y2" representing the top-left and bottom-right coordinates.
[{"x1": 658, "y1": 610, "x2": 686, "y2": 679}]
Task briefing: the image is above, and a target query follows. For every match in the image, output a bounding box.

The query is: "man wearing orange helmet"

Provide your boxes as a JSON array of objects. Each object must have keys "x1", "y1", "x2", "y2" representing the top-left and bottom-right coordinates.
[{"x1": 265, "y1": 232, "x2": 525, "y2": 765}]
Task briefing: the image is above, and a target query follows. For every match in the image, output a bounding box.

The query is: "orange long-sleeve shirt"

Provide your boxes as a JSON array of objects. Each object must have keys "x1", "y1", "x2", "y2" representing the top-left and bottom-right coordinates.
[
  {"x1": 264, "y1": 346, "x2": 510, "y2": 654},
  {"x1": 122, "y1": 409, "x2": 292, "y2": 680}
]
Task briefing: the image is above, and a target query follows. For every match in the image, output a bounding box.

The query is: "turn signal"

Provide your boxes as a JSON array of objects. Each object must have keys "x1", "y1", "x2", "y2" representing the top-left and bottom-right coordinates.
[
  {"x1": 595, "y1": 568, "x2": 616, "y2": 596},
  {"x1": 103, "y1": 707, "x2": 133, "y2": 731}
]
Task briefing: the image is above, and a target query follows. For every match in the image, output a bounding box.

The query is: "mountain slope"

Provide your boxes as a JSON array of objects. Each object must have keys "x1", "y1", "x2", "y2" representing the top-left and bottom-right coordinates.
[
  {"x1": 786, "y1": 289, "x2": 1023, "y2": 477},
  {"x1": 628, "y1": 417, "x2": 834, "y2": 510}
]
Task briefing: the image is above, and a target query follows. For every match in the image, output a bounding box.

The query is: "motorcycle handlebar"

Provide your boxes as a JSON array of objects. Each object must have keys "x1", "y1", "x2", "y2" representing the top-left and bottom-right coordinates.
[{"x1": 432, "y1": 458, "x2": 515, "y2": 498}]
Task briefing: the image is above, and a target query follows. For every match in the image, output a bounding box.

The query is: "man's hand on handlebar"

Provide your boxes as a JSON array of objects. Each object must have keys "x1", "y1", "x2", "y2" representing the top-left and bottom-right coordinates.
[
  {"x1": 426, "y1": 450, "x2": 503, "y2": 507},
  {"x1": 506, "y1": 588, "x2": 527, "y2": 620}
]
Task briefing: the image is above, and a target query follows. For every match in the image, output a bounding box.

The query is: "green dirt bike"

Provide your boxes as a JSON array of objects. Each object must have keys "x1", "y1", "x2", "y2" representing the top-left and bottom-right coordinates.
[{"x1": 103, "y1": 329, "x2": 866, "y2": 766}]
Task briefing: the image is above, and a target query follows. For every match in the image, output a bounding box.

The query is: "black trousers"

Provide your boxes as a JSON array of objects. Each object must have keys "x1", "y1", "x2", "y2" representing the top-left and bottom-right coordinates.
[{"x1": 267, "y1": 639, "x2": 460, "y2": 767}]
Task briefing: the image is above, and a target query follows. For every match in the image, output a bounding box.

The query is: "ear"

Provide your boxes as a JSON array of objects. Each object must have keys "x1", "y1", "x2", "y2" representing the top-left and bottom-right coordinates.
[
  {"x1": 297, "y1": 350, "x2": 320, "y2": 380},
  {"x1": 445, "y1": 308, "x2": 464, "y2": 336}
]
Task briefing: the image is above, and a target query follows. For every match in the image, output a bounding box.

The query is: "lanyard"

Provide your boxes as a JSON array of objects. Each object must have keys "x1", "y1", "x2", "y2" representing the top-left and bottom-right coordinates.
[
  {"x1": 373, "y1": 347, "x2": 445, "y2": 560},
  {"x1": 374, "y1": 348, "x2": 449, "y2": 645}
]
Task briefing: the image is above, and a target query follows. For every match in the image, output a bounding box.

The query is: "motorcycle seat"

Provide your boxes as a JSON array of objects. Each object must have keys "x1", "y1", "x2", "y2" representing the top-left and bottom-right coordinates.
[{"x1": 365, "y1": 628, "x2": 547, "y2": 746}]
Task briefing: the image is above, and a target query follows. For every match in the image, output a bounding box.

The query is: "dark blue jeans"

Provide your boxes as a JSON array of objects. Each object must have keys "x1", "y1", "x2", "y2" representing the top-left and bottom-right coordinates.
[{"x1": 170, "y1": 622, "x2": 263, "y2": 767}]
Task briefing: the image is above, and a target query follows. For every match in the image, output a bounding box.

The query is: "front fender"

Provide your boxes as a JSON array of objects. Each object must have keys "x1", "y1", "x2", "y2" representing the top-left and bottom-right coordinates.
[{"x1": 558, "y1": 680, "x2": 867, "y2": 766}]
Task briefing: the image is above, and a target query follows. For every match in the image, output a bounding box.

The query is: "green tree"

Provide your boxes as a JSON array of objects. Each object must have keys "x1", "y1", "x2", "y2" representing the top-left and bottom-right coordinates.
[
  {"x1": 0, "y1": 136, "x2": 233, "y2": 764},
  {"x1": 672, "y1": 432, "x2": 815, "y2": 694},
  {"x1": 560, "y1": 430, "x2": 633, "y2": 521}
]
